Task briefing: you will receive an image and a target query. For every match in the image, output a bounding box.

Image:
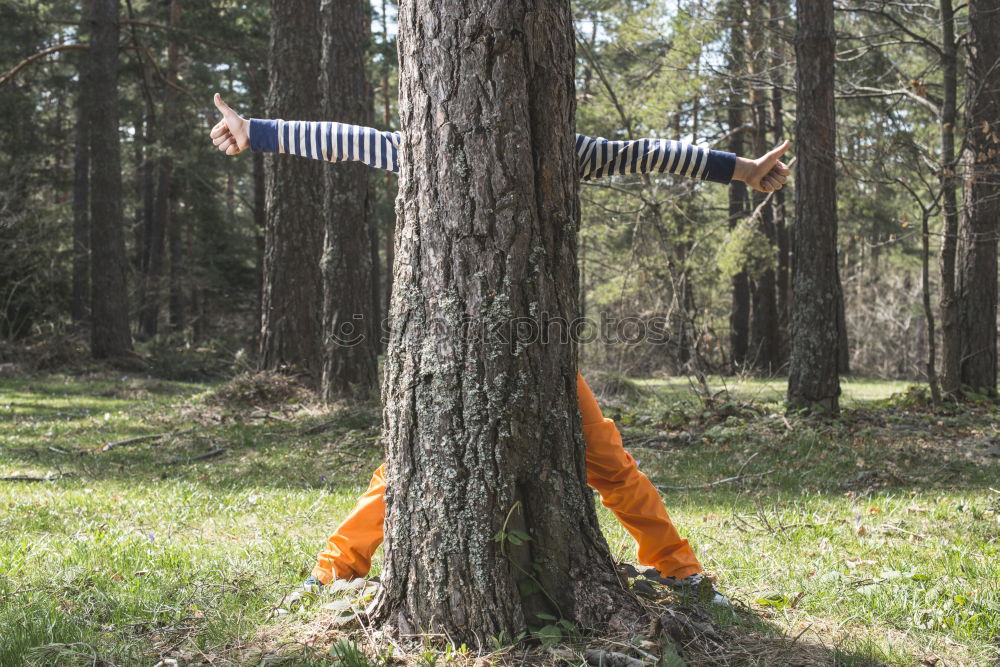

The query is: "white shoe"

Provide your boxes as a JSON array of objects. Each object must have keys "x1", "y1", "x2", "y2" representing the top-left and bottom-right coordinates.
[{"x1": 661, "y1": 573, "x2": 731, "y2": 607}]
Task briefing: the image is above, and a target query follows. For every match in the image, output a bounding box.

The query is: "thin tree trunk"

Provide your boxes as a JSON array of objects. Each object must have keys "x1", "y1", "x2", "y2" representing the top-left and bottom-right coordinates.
[
  {"x1": 726, "y1": 0, "x2": 750, "y2": 369},
  {"x1": 87, "y1": 0, "x2": 133, "y2": 358},
  {"x1": 319, "y1": 0, "x2": 378, "y2": 400},
  {"x1": 939, "y1": 0, "x2": 961, "y2": 396},
  {"x1": 921, "y1": 206, "x2": 941, "y2": 403},
  {"x1": 747, "y1": 0, "x2": 780, "y2": 372},
  {"x1": 957, "y1": 0, "x2": 1000, "y2": 394},
  {"x1": 140, "y1": 0, "x2": 181, "y2": 338},
  {"x1": 168, "y1": 184, "x2": 184, "y2": 331},
  {"x1": 372, "y1": 0, "x2": 640, "y2": 640},
  {"x1": 770, "y1": 0, "x2": 790, "y2": 363},
  {"x1": 71, "y1": 7, "x2": 91, "y2": 324},
  {"x1": 787, "y1": 0, "x2": 841, "y2": 413},
  {"x1": 260, "y1": 0, "x2": 326, "y2": 379}
]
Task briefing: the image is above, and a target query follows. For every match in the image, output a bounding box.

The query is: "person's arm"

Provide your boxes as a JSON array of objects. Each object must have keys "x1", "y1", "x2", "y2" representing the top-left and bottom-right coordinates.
[
  {"x1": 577, "y1": 133, "x2": 790, "y2": 193},
  {"x1": 247, "y1": 117, "x2": 401, "y2": 172},
  {"x1": 209, "y1": 93, "x2": 400, "y2": 173}
]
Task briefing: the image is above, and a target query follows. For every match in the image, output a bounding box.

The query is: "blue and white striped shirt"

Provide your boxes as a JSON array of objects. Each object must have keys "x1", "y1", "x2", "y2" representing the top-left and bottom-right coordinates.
[{"x1": 248, "y1": 118, "x2": 736, "y2": 184}]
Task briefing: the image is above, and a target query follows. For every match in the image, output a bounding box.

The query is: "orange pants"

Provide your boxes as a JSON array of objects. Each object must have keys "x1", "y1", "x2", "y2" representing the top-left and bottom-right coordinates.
[{"x1": 312, "y1": 372, "x2": 701, "y2": 583}]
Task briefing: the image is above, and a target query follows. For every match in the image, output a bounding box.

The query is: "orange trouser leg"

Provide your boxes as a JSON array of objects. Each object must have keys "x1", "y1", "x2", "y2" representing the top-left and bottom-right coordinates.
[
  {"x1": 312, "y1": 464, "x2": 387, "y2": 584},
  {"x1": 312, "y1": 373, "x2": 701, "y2": 582},
  {"x1": 577, "y1": 372, "x2": 701, "y2": 579}
]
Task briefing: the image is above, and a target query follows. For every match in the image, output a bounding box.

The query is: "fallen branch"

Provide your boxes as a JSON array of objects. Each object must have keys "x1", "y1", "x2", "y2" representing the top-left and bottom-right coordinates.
[
  {"x1": 657, "y1": 469, "x2": 775, "y2": 491},
  {"x1": 1, "y1": 472, "x2": 71, "y2": 482},
  {"x1": 583, "y1": 649, "x2": 645, "y2": 667},
  {"x1": 169, "y1": 447, "x2": 226, "y2": 464},
  {"x1": 99, "y1": 427, "x2": 195, "y2": 453}
]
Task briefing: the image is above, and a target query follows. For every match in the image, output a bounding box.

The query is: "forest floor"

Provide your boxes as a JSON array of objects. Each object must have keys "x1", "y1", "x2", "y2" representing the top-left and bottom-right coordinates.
[{"x1": 1, "y1": 367, "x2": 997, "y2": 666}]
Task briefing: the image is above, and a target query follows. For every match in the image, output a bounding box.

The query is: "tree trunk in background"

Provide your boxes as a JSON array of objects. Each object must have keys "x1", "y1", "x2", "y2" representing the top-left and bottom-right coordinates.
[
  {"x1": 957, "y1": 0, "x2": 1000, "y2": 395},
  {"x1": 167, "y1": 188, "x2": 184, "y2": 330},
  {"x1": 770, "y1": 0, "x2": 790, "y2": 363},
  {"x1": 318, "y1": 0, "x2": 378, "y2": 400},
  {"x1": 87, "y1": 0, "x2": 133, "y2": 358},
  {"x1": 747, "y1": 0, "x2": 780, "y2": 372},
  {"x1": 372, "y1": 0, "x2": 640, "y2": 640},
  {"x1": 71, "y1": 3, "x2": 91, "y2": 324},
  {"x1": 260, "y1": 0, "x2": 326, "y2": 379},
  {"x1": 787, "y1": 0, "x2": 841, "y2": 413},
  {"x1": 726, "y1": 0, "x2": 750, "y2": 369},
  {"x1": 139, "y1": 0, "x2": 181, "y2": 339},
  {"x1": 938, "y1": 0, "x2": 961, "y2": 396}
]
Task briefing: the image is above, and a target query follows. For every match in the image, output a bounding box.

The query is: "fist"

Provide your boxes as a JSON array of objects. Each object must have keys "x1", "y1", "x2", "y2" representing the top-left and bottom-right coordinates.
[
  {"x1": 210, "y1": 93, "x2": 249, "y2": 155},
  {"x1": 744, "y1": 140, "x2": 791, "y2": 193}
]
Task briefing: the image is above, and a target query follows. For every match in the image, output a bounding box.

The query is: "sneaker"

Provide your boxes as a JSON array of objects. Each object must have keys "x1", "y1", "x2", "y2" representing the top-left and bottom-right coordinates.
[
  {"x1": 278, "y1": 576, "x2": 325, "y2": 611},
  {"x1": 660, "y1": 573, "x2": 731, "y2": 607}
]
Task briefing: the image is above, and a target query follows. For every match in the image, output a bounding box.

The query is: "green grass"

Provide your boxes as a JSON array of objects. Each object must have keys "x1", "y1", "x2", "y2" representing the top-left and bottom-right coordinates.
[{"x1": 1, "y1": 372, "x2": 997, "y2": 665}]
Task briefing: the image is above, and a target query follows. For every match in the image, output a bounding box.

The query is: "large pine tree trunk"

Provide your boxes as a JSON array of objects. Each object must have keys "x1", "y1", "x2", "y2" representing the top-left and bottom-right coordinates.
[
  {"x1": 87, "y1": 0, "x2": 133, "y2": 358},
  {"x1": 787, "y1": 0, "x2": 841, "y2": 413},
  {"x1": 938, "y1": 0, "x2": 961, "y2": 396},
  {"x1": 957, "y1": 0, "x2": 1000, "y2": 394},
  {"x1": 260, "y1": 0, "x2": 326, "y2": 378},
  {"x1": 372, "y1": 0, "x2": 640, "y2": 642},
  {"x1": 318, "y1": 0, "x2": 378, "y2": 400}
]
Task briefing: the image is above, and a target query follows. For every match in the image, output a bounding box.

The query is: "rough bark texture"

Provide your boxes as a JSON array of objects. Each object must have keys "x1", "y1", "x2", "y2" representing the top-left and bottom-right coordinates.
[
  {"x1": 938, "y1": 0, "x2": 961, "y2": 396},
  {"x1": 372, "y1": 0, "x2": 640, "y2": 643},
  {"x1": 260, "y1": 0, "x2": 325, "y2": 379},
  {"x1": 87, "y1": 0, "x2": 133, "y2": 358},
  {"x1": 319, "y1": 0, "x2": 378, "y2": 401},
  {"x1": 957, "y1": 0, "x2": 1000, "y2": 394},
  {"x1": 787, "y1": 0, "x2": 841, "y2": 413}
]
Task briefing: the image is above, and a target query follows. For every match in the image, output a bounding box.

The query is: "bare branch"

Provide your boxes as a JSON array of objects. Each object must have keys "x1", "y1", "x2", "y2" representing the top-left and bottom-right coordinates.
[{"x1": 0, "y1": 43, "x2": 88, "y2": 88}]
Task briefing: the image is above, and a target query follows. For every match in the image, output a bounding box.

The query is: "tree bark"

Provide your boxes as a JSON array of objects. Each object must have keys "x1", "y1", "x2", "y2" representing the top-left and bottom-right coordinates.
[
  {"x1": 372, "y1": 0, "x2": 640, "y2": 642},
  {"x1": 87, "y1": 0, "x2": 133, "y2": 358},
  {"x1": 938, "y1": 0, "x2": 962, "y2": 396},
  {"x1": 318, "y1": 0, "x2": 379, "y2": 401},
  {"x1": 957, "y1": 0, "x2": 1000, "y2": 394},
  {"x1": 787, "y1": 0, "x2": 841, "y2": 413},
  {"x1": 260, "y1": 0, "x2": 326, "y2": 379}
]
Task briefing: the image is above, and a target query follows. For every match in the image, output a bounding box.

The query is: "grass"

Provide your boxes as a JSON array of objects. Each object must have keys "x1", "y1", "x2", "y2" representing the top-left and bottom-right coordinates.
[{"x1": 1, "y1": 370, "x2": 997, "y2": 665}]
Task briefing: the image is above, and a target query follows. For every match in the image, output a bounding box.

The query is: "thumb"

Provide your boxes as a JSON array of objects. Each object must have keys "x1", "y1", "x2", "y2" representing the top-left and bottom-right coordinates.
[
  {"x1": 764, "y1": 139, "x2": 791, "y2": 164},
  {"x1": 214, "y1": 92, "x2": 237, "y2": 121}
]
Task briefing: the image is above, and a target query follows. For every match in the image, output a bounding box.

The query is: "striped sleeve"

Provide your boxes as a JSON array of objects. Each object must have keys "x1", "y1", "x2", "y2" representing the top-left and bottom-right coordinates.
[
  {"x1": 575, "y1": 134, "x2": 736, "y2": 184},
  {"x1": 249, "y1": 118, "x2": 401, "y2": 173}
]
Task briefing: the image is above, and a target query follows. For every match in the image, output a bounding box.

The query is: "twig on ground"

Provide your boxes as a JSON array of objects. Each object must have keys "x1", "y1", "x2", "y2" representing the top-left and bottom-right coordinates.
[
  {"x1": 657, "y1": 469, "x2": 774, "y2": 491},
  {"x1": 298, "y1": 418, "x2": 341, "y2": 436},
  {"x1": 583, "y1": 649, "x2": 645, "y2": 667},
  {"x1": 0, "y1": 471, "x2": 71, "y2": 482},
  {"x1": 99, "y1": 427, "x2": 195, "y2": 453},
  {"x1": 169, "y1": 447, "x2": 226, "y2": 464}
]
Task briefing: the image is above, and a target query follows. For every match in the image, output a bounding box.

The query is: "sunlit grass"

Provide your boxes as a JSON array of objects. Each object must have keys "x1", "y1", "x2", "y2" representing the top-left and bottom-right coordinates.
[{"x1": 1, "y1": 371, "x2": 997, "y2": 665}]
